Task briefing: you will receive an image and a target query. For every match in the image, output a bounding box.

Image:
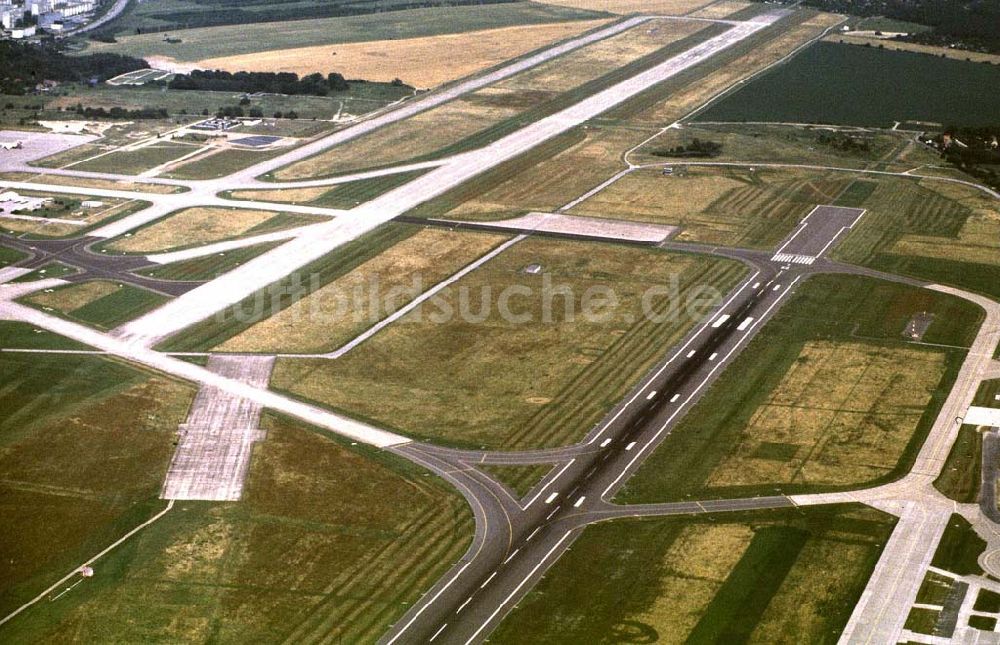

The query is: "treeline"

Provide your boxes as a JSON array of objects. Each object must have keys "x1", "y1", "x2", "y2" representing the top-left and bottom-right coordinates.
[
  {"x1": 650, "y1": 138, "x2": 723, "y2": 158},
  {"x1": 816, "y1": 131, "x2": 872, "y2": 153},
  {"x1": 782, "y1": 0, "x2": 1000, "y2": 53},
  {"x1": 934, "y1": 127, "x2": 1000, "y2": 190},
  {"x1": 119, "y1": 0, "x2": 519, "y2": 35},
  {"x1": 0, "y1": 41, "x2": 149, "y2": 94},
  {"x1": 73, "y1": 105, "x2": 169, "y2": 119},
  {"x1": 168, "y1": 70, "x2": 354, "y2": 96}
]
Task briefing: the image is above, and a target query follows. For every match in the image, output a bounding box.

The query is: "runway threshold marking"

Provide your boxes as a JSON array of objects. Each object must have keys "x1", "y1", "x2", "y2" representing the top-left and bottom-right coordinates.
[
  {"x1": 574, "y1": 496, "x2": 586, "y2": 508},
  {"x1": 711, "y1": 314, "x2": 730, "y2": 328},
  {"x1": 708, "y1": 352, "x2": 718, "y2": 361},
  {"x1": 669, "y1": 394, "x2": 680, "y2": 403},
  {"x1": 544, "y1": 492, "x2": 558, "y2": 504},
  {"x1": 600, "y1": 437, "x2": 612, "y2": 447},
  {"x1": 625, "y1": 441, "x2": 636, "y2": 451},
  {"x1": 737, "y1": 316, "x2": 754, "y2": 331},
  {"x1": 686, "y1": 350, "x2": 696, "y2": 358}
]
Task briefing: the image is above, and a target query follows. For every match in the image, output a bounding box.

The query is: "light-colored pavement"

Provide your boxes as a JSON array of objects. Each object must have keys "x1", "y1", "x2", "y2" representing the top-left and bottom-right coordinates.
[
  {"x1": 0, "y1": 291, "x2": 409, "y2": 448},
  {"x1": 430, "y1": 211, "x2": 677, "y2": 243},
  {"x1": 161, "y1": 354, "x2": 274, "y2": 501},
  {"x1": 111, "y1": 11, "x2": 786, "y2": 347}
]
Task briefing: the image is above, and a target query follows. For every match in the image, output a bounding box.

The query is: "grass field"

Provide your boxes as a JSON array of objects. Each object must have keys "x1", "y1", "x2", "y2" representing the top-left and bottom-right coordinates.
[
  {"x1": 163, "y1": 147, "x2": 288, "y2": 180},
  {"x1": 11, "y1": 262, "x2": 78, "y2": 281},
  {"x1": 832, "y1": 175, "x2": 1000, "y2": 300},
  {"x1": 21, "y1": 280, "x2": 170, "y2": 330},
  {"x1": 84, "y1": 3, "x2": 607, "y2": 61},
  {"x1": 826, "y1": 34, "x2": 1000, "y2": 65},
  {"x1": 102, "y1": 206, "x2": 321, "y2": 254},
  {"x1": 138, "y1": 241, "x2": 283, "y2": 281},
  {"x1": 0, "y1": 172, "x2": 185, "y2": 194},
  {"x1": 480, "y1": 464, "x2": 554, "y2": 497},
  {"x1": 199, "y1": 20, "x2": 610, "y2": 88},
  {"x1": 0, "y1": 321, "x2": 89, "y2": 349},
  {"x1": 491, "y1": 504, "x2": 894, "y2": 644},
  {"x1": 632, "y1": 123, "x2": 908, "y2": 169},
  {"x1": 570, "y1": 167, "x2": 845, "y2": 248},
  {"x1": 539, "y1": 0, "x2": 712, "y2": 12},
  {"x1": 618, "y1": 274, "x2": 982, "y2": 502},
  {"x1": 974, "y1": 380, "x2": 1000, "y2": 408},
  {"x1": 270, "y1": 239, "x2": 746, "y2": 449},
  {"x1": 215, "y1": 228, "x2": 510, "y2": 353},
  {"x1": 0, "y1": 411, "x2": 473, "y2": 643},
  {"x1": 933, "y1": 425, "x2": 983, "y2": 503},
  {"x1": 157, "y1": 224, "x2": 417, "y2": 351},
  {"x1": 0, "y1": 353, "x2": 194, "y2": 619},
  {"x1": 71, "y1": 141, "x2": 199, "y2": 175},
  {"x1": 271, "y1": 21, "x2": 721, "y2": 179},
  {"x1": 696, "y1": 41, "x2": 1000, "y2": 128},
  {"x1": 932, "y1": 514, "x2": 985, "y2": 576},
  {"x1": 705, "y1": 340, "x2": 946, "y2": 489}
]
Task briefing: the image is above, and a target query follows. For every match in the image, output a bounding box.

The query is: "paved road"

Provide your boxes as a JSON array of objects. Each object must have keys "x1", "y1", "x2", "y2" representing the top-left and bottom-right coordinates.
[
  {"x1": 110, "y1": 10, "x2": 788, "y2": 347},
  {"x1": 377, "y1": 205, "x2": 876, "y2": 643}
]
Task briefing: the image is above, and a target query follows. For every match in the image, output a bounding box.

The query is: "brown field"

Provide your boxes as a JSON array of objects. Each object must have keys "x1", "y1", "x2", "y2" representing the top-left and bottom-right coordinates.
[
  {"x1": 104, "y1": 207, "x2": 310, "y2": 253},
  {"x1": 23, "y1": 280, "x2": 119, "y2": 313},
  {"x1": 569, "y1": 167, "x2": 845, "y2": 248},
  {"x1": 228, "y1": 186, "x2": 331, "y2": 204},
  {"x1": 448, "y1": 124, "x2": 660, "y2": 218},
  {"x1": 825, "y1": 34, "x2": 1000, "y2": 64},
  {"x1": 496, "y1": 18, "x2": 708, "y2": 92},
  {"x1": 689, "y1": 0, "x2": 753, "y2": 19},
  {"x1": 198, "y1": 20, "x2": 608, "y2": 89},
  {"x1": 216, "y1": 228, "x2": 509, "y2": 354},
  {"x1": 538, "y1": 0, "x2": 715, "y2": 14},
  {"x1": 0, "y1": 172, "x2": 183, "y2": 194},
  {"x1": 891, "y1": 180, "x2": 1000, "y2": 266},
  {"x1": 274, "y1": 98, "x2": 524, "y2": 179},
  {"x1": 706, "y1": 340, "x2": 946, "y2": 488}
]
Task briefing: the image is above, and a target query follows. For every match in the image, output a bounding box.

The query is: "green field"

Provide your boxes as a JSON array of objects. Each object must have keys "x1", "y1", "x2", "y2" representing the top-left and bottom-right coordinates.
[
  {"x1": 84, "y1": 2, "x2": 607, "y2": 60},
  {"x1": 932, "y1": 514, "x2": 985, "y2": 576},
  {"x1": 696, "y1": 42, "x2": 1000, "y2": 128},
  {"x1": 139, "y1": 241, "x2": 283, "y2": 281},
  {"x1": 480, "y1": 463, "x2": 553, "y2": 497},
  {"x1": 618, "y1": 274, "x2": 982, "y2": 503},
  {"x1": 491, "y1": 504, "x2": 894, "y2": 644},
  {"x1": 0, "y1": 321, "x2": 90, "y2": 350},
  {"x1": 0, "y1": 404, "x2": 473, "y2": 642},
  {"x1": 933, "y1": 425, "x2": 983, "y2": 503},
  {"x1": 270, "y1": 239, "x2": 746, "y2": 451},
  {"x1": 974, "y1": 379, "x2": 1000, "y2": 408},
  {"x1": 0, "y1": 353, "x2": 194, "y2": 619}
]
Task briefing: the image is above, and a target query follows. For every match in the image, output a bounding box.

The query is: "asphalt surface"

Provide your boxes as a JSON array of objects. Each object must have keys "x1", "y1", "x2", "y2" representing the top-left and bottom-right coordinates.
[
  {"x1": 0, "y1": 234, "x2": 201, "y2": 296},
  {"x1": 377, "y1": 209, "x2": 873, "y2": 644}
]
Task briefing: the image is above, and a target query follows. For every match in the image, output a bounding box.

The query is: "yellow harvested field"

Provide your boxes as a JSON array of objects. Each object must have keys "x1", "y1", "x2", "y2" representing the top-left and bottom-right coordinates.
[
  {"x1": 228, "y1": 186, "x2": 330, "y2": 204},
  {"x1": 689, "y1": 0, "x2": 752, "y2": 18},
  {"x1": 538, "y1": 0, "x2": 715, "y2": 14},
  {"x1": 216, "y1": 228, "x2": 508, "y2": 353},
  {"x1": 497, "y1": 18, "x2": 708, "y2": 92},
  {"x1": 198, "y1": 20, "x2": 609, "y2": 89},
  {"x1": 631, "y1": 524, "x2": 752, "y2": 638},
  {"x1": 275, "y1": 98, "x2": 523, "y2": 179},
  {"x1": 707, "y1": 341, "x2": 946, "y2": 488},
  {"x1": 825, "y1": 34, "x2": 1000, "y2": 64},
  {"x1": 24, "y1": 280, "x2": 119, "y2": 313},
  {"x1": 105, "y1": 207, "x2": 281, "y2": 253}
]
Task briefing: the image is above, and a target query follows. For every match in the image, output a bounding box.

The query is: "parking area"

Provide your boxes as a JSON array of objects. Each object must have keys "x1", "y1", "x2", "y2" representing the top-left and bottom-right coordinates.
[{"x1": 0, "y1": 129, "x2": 97, "y2": 166}]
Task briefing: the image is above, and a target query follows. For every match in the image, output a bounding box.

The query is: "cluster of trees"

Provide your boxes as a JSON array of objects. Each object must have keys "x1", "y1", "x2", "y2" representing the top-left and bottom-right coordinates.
[
  {"x1": 787, "y1": 0, "x2": 1000, "y2": 53},
  {"x1": 213, "y1": 105, "x2": 298, "y2": 119},
  {"x1": 169, "y1": 70, "x2": 350, "y2": 96},
  {"x1": 72, "y1": 105, "x2": 169, "y2": 119},
  {"x1": 816, "y1": 131, "x2": 873, "y2": 153},
  {"x1": 935, "y1": 127, "x2": 1000, "y2": 189},
  {"x1": 650, "y1": 138, "x2": 723, "y2": 158},
  {"x1": 0, "y1": 41, "x2": 148, "y2": 94}
]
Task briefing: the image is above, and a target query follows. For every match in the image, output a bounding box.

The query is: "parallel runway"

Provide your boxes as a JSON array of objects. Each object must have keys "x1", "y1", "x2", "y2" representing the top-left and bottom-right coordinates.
[{"x1": 380, "y1": 201, "x2": 879, "y2": 644}]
